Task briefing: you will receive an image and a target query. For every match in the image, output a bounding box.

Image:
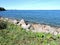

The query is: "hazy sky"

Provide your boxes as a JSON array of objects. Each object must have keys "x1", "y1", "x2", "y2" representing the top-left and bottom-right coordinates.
[{"x1": 0, "y1": 0, "x2": 60, "y2": 10}]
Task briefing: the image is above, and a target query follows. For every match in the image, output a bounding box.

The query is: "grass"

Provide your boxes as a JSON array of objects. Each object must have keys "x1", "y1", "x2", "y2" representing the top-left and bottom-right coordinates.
[{"x1": 0, "y1": 22, "x2": 60, "y2": 45}]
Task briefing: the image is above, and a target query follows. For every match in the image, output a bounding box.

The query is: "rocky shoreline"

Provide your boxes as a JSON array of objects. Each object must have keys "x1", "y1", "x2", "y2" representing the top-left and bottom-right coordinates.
[{"x1": 0, "y1": 17, "x2": 60, "y2": 35}]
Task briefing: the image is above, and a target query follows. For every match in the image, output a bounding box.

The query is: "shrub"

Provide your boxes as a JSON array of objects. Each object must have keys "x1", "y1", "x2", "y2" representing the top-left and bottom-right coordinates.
[{"x1": 0, "y1": 20, "x2": 7, "y2": 30}]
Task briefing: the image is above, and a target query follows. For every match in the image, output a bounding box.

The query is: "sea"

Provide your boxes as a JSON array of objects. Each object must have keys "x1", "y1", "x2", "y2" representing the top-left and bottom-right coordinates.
[{"x1": 0, "y1": 10, "x2": 60, "y2": 27}]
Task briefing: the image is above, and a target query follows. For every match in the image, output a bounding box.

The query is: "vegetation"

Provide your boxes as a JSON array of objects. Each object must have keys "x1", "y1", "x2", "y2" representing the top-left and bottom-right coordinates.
[
  {"x1": 0, "y1": 20, "x2": 7, "y2": 29},
  {"x1": 0, "y1": 7, "x2": 5, "y2": 11},
  {"x1": 0, "y1": 21, "x2": 60, "y2": 45}
]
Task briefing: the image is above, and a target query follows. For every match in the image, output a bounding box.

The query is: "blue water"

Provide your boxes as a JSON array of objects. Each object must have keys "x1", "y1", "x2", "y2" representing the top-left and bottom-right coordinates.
[{"x1": 0, "y1": 10, "x2": 60, "y2": 27}]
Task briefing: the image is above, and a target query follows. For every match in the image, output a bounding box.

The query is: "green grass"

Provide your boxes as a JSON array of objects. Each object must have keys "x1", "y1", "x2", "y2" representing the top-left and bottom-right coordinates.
[{"x1": 0, "y1": 22, "x2": 60, "y2": 45}]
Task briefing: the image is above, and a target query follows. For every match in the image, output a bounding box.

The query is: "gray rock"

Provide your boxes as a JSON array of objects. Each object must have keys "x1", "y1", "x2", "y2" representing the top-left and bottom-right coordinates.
[
  {"x1": 53, "y1": 31, "x2": 58, "y2": 35},
  {"x1": 17, "y1": 19, "x2": 26, "y2": 25},
  {"x1": 17, "y1": 19, "x2": 31, "y2": 30}
]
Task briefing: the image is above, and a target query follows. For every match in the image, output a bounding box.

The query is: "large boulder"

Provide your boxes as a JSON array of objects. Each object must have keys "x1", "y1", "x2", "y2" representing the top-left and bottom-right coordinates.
[
  {"x1": 31, "y1": 24, "x2": 44, "y2": 32},
  {"x1": 17, "y1": 19, "x2": 26, "y2": 25},
  {"x1": 31, "y1": 23, "x2": 57, "y2": 34},
  {"x1": 17, "y1": 19, "x2": 31, "y2": 29},
  {"x1": 13, "y1": 20, "x2": 18, "y2": 24},
  {"x1": 21, "y1": 24, "x2": 31, "y2": 29},
  {"x1": 8, "y1": 19, "x2": 18, "y2": 24}
]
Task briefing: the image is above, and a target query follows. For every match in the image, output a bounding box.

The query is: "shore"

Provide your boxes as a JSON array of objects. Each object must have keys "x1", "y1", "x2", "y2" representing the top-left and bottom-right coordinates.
[{"x1": 0, "y1": 17, "x2": 60, "y2": 35}]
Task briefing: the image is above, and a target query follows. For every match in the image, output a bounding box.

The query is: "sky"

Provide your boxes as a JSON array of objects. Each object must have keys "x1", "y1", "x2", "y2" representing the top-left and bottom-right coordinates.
[{"x1": 0, "y1": 0, "x2": 60, "y2": 10}]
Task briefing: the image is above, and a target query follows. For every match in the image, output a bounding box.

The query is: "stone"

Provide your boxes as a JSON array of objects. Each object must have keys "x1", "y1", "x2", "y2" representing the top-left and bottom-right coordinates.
[
  {"x1": 0, "y1": 17, "x2": 4, "y2": 20},
  {"x1": 53, "y1": 31, "x2": 58, "y2": 35},
  {"x1": 30, "y1": 23, "x2": 58, "y2": 35},
  {"x1": 4, "y1": 18, "x2": 9, "y2": 21},
  {"x1": 8, "y1": 19, "x2": 18, "y2": 24},
  {"x1": 5, "y1": 18, "x2": 8, "y2": 20},
  {"x1": 58, "y1": 32, "x2": 60, "y2": 34},
  {"x1": 17, "y1": 19, "x2": 31, "y2": 30},
  {"x1": 17, "y1": 19, "x2": 26, "y2": 25},
  {"x1": 21, "y1": 24, "x2": 31, "y2": 29},
  {"x1": 13, "y1": 20, "x2": 18, "y2": 24},
  {"x1": 8, "y1": 19, "x2": 13, "y2": 22},
  {"x1": 57, "y1": 28, "x2": 60, "y2": 32}
]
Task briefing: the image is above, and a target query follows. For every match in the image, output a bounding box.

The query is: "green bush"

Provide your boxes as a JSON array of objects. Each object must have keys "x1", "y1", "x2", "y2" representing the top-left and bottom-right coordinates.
[{"x1": 0, "y1": 20, "x2": 7, "y2": 30}]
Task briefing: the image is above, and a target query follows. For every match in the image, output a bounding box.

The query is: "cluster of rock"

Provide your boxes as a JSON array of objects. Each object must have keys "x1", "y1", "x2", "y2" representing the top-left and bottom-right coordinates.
[
  {"x1": 0, "y1": 17, "x2": 60, "y2": 35},
  {"x1": 31, "y1": 24, "x2": 60, "y2": 35},
  {"x1": 0, "y1": 17, "x2": 31, "y2": 30}
]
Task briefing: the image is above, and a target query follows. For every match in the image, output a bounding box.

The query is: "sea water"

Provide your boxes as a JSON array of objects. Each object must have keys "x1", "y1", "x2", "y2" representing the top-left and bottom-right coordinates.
[{"x1": 0, "y1": 10, "x2": 60, "y2": 27}]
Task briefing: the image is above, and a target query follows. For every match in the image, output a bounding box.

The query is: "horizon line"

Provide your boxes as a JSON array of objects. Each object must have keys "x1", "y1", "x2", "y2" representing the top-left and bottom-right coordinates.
[{"x1": 6, "y1": 9, "x2": 60, "y2": 10}]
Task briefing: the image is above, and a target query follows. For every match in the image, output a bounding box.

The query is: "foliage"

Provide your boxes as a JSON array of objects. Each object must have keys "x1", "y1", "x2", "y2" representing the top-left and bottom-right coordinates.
[
  {"x1": 0, "y1": 22, "x2": 60, "y2": 45},
  {"x1": 0, "y1": 7, "x2": 5, "y2": 11},
  {"x1": 0, "y1": 20, "x2": 7, "y2": 29}
]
